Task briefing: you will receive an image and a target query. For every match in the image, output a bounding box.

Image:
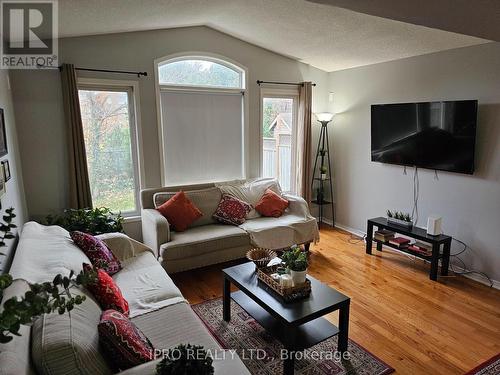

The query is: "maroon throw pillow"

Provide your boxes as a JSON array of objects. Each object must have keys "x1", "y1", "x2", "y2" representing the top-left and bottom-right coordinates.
[
  {"x1": 70, "y1": 231, "x2": 121, "y2": 275},
  {"x1": 83, "y1": 264, "x2": 129, "y2": 315},
  {"x1": 98, "y1": 309, "x2": 155, "y2": 371},
  {"x1": 213, "y1": 193, "x2": 252, "y2": 225}
]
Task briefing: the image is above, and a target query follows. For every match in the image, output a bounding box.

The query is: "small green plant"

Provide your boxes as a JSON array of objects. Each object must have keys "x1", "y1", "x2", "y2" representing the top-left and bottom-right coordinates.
[
  {"x1": 45, "y1": 207, "x2": 124, "y2": 235},
  {"x1": 0, "y1": 208, "x2": 16, "y2": 256},
  {"x1": 156, "y1": 344, "x2": 214, "y2": 375},
  {"x1": 387, "y1": 210, "x2": 412, "y2": 223},
  {"x1": 282, "y1": 245, "x2": 308, "y2": 272},
  {"x1": 319, "y1": 165, "x2": 327, "y2": 174}
]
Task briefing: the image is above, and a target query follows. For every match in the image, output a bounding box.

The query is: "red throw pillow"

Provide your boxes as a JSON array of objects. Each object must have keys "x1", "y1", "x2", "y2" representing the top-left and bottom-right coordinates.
[
  {"x1": 84, "y1": 264, "x2": 129, "y2": 315},
  {"x1": 213, "y1": 193, "x2": 252, "y2": 225},
  {"x1": 255, "y1": 188, "x2": 289, "y2": 217},
  {"x1": 71, "y1": 231, "x2": 121, "y2": 275},
  {"x1": 156, "y1": 191, "x2": 202, "y2": 232},
  {"x1": 98, "y1": 309, "x2": 155, "y2": 371}
]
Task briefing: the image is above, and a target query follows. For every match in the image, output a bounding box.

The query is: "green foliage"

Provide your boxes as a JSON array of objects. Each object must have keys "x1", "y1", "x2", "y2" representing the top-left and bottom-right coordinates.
[
  {"x1": 0, "y1": 268, "x2": 97, "y2": 344},
  {"x1": 387, "y1": 210, "x2": 412, "y2": 222},
  {"x1": 156, "y1": 344, "x2": 214, "y2": 375},
  {"x1": 0, "y1": 208, "x2": 16, "y2": 256},
  {"x1": 282, "y1": 245, "x2": 308, "y2": 272},
  {"x1": 320, "y1": 165, "x2": 327, "y2": 174},
  {"x1": 45, "y1": 207, "x2": 124, "y2": 235}
]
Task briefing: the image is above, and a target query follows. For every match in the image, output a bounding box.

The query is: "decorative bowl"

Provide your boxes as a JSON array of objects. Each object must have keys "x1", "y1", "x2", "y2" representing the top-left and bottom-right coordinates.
[{"x1": 246, "y1": 248, "x2": 278, "y2": 268}]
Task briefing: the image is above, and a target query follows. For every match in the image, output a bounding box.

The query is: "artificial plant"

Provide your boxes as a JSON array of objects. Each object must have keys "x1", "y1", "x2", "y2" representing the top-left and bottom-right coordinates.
[
  {"x1": 282, "y1": 245, "x2": 308, "y2": 272},
  {"x1": 45, "y1": 207, "x2": 124, "y2": 235}
]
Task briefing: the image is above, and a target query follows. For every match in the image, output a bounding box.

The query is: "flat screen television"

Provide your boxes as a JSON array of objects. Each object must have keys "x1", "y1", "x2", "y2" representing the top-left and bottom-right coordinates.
[{"x1": 371, "y1": 100, "x2": 477, "y2": 174}]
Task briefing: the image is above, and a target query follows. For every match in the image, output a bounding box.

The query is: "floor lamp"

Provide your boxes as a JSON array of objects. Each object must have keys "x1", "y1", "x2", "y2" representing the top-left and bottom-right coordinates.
[{"x1": 311, "y1": 112, "x2": 335, "y2": 228}]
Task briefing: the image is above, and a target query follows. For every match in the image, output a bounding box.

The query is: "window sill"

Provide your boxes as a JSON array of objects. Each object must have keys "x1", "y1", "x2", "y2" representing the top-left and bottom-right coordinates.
[{"x1": 123, "y1": 215, "x2": 141, "y2": 223}]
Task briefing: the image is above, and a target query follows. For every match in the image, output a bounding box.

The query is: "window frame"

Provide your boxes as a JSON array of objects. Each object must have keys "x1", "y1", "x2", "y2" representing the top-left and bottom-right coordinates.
[
  {"x1": 154, "y1": 52, "x2": 249, "y2": 186},
  {"x1": 77, "y1": 78, "x2": 144, "y2": 219},
  {"x1": 259, "y1": 87, "x2": 299, "y2": 194}
]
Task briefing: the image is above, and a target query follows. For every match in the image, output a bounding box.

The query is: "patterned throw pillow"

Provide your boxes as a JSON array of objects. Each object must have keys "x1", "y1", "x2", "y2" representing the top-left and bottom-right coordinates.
[
  {"x1": 156, "y1": 191, "x2": 203, "y2": 232},
  {"x1": 98, "y1": 309, "x2": 155, "y2": 371},
  {"x1": 84, "y1": 264, "x2": 129, "y2": 315},
  {"x1": 71, "y1": 231, "x2": 122, "y2": 275},
  {"x1": 255, "y1": 188, "x2": 289, "y2": 217},
  {"x1": 213, "y1": 193, "x2": 252, "y2": 225}
]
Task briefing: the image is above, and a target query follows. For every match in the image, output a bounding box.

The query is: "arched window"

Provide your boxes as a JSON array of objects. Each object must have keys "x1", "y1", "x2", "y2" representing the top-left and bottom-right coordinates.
[
  {"x1": 158, "y1": 57, "x2": 245, "y2": 89},
  {"x1": 155, "y1": 54, "x2": 247, "y2": 185}
]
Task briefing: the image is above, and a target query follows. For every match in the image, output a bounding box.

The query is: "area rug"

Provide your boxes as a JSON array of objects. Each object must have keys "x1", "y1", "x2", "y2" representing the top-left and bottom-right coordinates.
[
  {"x1": 192, "y1": 297, "x2": 394, "y2": 375},
  {"x1": 464, "y1": 354, "x2": 500, "y2": 375}
]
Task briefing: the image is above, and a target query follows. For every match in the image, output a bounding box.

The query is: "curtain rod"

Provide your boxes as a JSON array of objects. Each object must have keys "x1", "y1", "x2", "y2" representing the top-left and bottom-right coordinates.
[
  {"x1": 36, "y1": 64, "x2": 148, "y2": 77},
  {"x1": 256, "y1": 80, "x2": 316, "y2": 87}
]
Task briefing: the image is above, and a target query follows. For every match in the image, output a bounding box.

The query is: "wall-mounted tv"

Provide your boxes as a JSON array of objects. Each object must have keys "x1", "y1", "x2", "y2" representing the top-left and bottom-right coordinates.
[{"x1": 371, "y1": 100, "x2": 477, "y2": 174}]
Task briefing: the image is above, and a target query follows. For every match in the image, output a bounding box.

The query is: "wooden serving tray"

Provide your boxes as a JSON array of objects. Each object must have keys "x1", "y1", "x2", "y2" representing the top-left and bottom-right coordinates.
[{"x1": 256, "y1": 265, "x2": 311, "y2": 303}]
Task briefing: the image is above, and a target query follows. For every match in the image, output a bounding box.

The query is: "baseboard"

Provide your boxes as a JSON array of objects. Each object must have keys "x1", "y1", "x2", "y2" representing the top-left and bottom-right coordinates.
[{"x1": 328, "y1": 221, "x2": 500, "y2": 290}]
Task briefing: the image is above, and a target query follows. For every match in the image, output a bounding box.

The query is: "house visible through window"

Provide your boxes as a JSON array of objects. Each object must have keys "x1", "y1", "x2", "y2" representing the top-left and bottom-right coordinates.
[
  {"x1": 261, "y1": 94, "x2": 297, "y2": 193},
  {"x1": 78, "y1": 84, "x2": 140, "y2": 215},
  {"x1": 156, "y1": 55, "x2": 246, "y2": 185}
]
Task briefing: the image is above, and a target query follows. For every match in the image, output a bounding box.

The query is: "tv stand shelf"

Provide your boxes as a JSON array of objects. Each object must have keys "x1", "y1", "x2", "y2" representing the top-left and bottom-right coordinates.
[{"x1": 366, "y1": 217, "x2": 452, "y2": 281}]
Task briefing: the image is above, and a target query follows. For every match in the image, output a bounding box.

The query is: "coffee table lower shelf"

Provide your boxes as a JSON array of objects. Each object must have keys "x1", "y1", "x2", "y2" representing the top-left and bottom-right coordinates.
[{"x1": 231, "y1": 290, "x2": 339, "y2": 350}]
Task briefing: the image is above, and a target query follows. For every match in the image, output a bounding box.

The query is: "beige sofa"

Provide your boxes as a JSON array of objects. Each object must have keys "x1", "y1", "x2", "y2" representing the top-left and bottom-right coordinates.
[
  {"x1": 0, "y1": 222, "x2": 248, "y2": 375},
  {"x1": 141, "y1": 179, "x2": 319, "y2": 273}
]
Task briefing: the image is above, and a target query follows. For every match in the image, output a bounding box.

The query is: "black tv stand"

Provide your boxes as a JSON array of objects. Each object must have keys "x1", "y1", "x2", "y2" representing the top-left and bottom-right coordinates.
[{"x1": 366, "y1": 217, "x2": 452, "y2": 281}]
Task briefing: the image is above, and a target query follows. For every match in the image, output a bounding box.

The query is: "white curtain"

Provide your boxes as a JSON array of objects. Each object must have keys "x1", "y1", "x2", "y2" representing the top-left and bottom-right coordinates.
[{"x1": 160, "y1": 90, "x2": 244, "y2": 185}]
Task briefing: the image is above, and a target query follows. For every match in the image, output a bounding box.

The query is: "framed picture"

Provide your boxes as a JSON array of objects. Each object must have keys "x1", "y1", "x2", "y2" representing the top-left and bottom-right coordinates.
[
  {"x1": 0, "y1": 164, "x2": 6, "y2": 198},
  {"x1": 1, "y1": 160, "x2": 10, "y2": 181},
  {"x1": 0, "y1": 109, "x2": 6, "y2": 157}
]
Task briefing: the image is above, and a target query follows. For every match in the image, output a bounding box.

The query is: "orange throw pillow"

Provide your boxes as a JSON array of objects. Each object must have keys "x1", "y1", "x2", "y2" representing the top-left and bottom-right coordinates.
[
  {"x1": 156, "y1": 191, "x2": 202, "y2": 231},
  {"x1": 255, "y1": 188, "x2": 289, "y2": 218}
]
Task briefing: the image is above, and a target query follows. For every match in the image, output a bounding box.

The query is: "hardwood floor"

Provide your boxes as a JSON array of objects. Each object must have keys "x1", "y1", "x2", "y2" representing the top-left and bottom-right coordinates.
[{"x1": 171, "y1": 226, "x2": 500, "y2": 374}]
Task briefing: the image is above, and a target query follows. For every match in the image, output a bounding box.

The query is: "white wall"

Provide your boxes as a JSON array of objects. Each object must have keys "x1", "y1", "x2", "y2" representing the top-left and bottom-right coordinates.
[
  {"x1": 329, "y1": 42, "x2": 500, "y2": 282},
  {"x1": 0, "y1": 71, "x2": 28, "y2": 272},
  {"x1": 10, "y1": 26, "x2": 330, "y2": 238}
]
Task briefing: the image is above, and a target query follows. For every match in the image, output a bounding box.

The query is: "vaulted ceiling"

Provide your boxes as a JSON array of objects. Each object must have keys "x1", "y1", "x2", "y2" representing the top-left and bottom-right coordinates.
[{"x1": 58, "y1": 0, "x2": 490, "y2": 72}]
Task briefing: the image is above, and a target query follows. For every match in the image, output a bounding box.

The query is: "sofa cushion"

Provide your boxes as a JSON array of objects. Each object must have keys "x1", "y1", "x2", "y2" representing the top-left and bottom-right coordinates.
[
  {"x1": 70, "y1": 231, "x2": 122, "y2": 275},
  {"x1": 98, "y1": 310, "x2": 155, "y2": 372},
  {"x1": 31, "y1": 288, "x2": 111, "y2": 375},
  {"x1": 160, "y1": 224, "x2": 250, "y2": 260},
  {"x1": 153, "y1": 187, "x2": 222, "y2": 227},
  {"x1": 213, "y1": 193, "x2": 252, "y2": 225},
  {"x1": 84, "y1": 264, "x2": 129, "y2": 315},
  {"x1": 156, "y1": 191, "x2": 203, "y2": 232},
  {"x1": 255, "y1": 188, "x2": 289, "y2": 217},
  {"x1": 131, "y1": 302, "x2": 219, "y2": 351},
  {"x1": 112, "y1": 252, "x2": 185, "y2": 317},
  {"x1": 217, "y1": 178, "x2": 282, "y2": 219}
]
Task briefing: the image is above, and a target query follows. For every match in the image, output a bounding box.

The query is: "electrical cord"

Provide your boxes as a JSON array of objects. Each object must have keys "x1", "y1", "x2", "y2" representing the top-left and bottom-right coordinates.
[
  {"x1": 347, "y1": 233, "x2": 366, "y2": 245},
  {"x1": 448, "y1": 237, "x2": 493, "y2": 287},
  {"x1": 411, "y1": 166, "x2": 419, "y2": 225}
]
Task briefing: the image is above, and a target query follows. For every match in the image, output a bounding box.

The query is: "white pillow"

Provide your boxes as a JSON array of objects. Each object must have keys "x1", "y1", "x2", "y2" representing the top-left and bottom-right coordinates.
[{"x1": 217, "y1": 178, "x2": 282, "y2": 219}]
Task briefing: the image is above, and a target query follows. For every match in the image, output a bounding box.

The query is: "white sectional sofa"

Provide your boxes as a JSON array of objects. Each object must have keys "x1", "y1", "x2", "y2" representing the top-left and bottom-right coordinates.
[
  {"x1": 0, "y1": 222, "x2": 248, "y2": 375},
  {"x1": 141, "y1": 179, "x2": 319, "y2": 273}
]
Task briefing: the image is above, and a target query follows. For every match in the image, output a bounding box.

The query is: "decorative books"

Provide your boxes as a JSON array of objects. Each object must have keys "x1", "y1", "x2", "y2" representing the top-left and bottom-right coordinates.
[
  {"x1": 374, "y1": 229, "x2": 395, "y2": 242},
  {"x1": 389, "y1": 237, "x2": 411, "y2": 248},
  {"x1": 415, "y1": 241, "x2": 432, "y2": 251},
  {"x1": 408, "y1": 244, "x2": 432, "y2": 256}
]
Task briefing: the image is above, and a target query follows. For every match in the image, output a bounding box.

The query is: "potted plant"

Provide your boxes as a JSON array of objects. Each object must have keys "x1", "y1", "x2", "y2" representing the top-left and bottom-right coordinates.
[
  {"x1": 281, "y1": 245, "x2": 308, "y2": 285},
  {"x1": 44, "y1": 207, "x2": 124, "y2": 235},
  {"x1": 156, "y1": 344, "x2": 214, "y2": 375},
  {"x1": 387, "y1": 210, "x2": 413, "y2": 229},
  {"x1": 320, "y1": 165, "x2": 327, "y2": 180}
]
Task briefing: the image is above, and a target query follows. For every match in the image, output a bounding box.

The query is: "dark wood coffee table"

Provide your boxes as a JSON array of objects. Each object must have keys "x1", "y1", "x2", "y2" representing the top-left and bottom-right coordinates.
[{"x1": 222, "y1": 262, "x2": 350, "y2": 375}]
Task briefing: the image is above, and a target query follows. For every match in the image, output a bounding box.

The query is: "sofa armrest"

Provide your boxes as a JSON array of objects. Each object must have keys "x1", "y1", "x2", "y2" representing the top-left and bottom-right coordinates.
[
  {"x1": 141, "y1": 209, "x2": 170, "y2": 258},
  {"x1": 96, "y1": 232, "x2": 154, "y2": 261},
  {"x1": 284, "y1": 194, "x2": 311, "y2": 216}
]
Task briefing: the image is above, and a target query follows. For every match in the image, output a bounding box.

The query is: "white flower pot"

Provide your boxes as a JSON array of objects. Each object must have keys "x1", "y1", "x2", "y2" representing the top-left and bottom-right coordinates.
[
  {"x1": 320, "y1": 173, "x2": 327, "y2": 180},
  {"x1": 290, "y1": 270, "x2": 307, "y2": 285}
]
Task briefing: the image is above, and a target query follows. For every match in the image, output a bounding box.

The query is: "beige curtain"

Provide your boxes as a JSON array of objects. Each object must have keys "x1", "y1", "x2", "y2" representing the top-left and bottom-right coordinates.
[
  {"x1": 61, "y1": 63, "x2": 92, "y2": 209},
  {"x1": 295, "y1": 81, "x2": 313, "y2": 205}
]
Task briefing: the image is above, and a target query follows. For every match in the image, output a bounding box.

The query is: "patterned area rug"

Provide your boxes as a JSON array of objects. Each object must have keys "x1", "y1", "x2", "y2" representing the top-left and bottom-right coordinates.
[
  {"x1": 192, "y1": 298, "x2": 394, "y2": 375},
  {"x1": 464, "y1": 354, "x2": 500, "y2": 375}
]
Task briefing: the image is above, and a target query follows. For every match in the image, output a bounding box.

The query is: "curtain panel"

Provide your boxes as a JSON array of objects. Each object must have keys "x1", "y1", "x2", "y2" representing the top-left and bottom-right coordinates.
[
  {"x1": 295, "y1": 81, "x2": 313, "y2": 206},
  {"x1": 61, "y1": 63, "x2": 92, "y2": 209}
]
